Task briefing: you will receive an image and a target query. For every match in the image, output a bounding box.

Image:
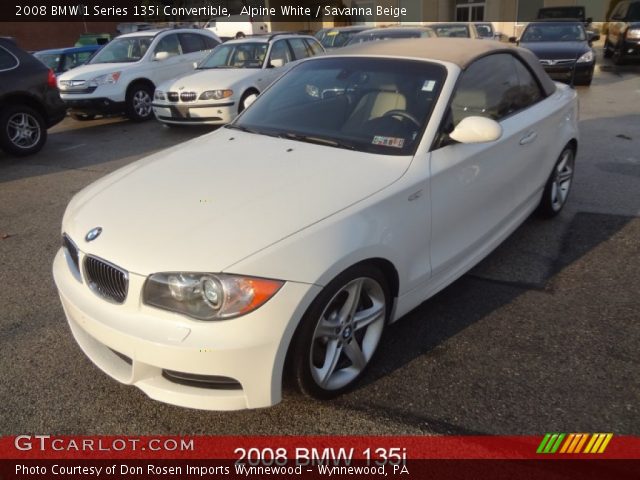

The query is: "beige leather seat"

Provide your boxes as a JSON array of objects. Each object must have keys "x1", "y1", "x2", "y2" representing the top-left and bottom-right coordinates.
[
  {"x1": 451, "y1": 89, "x2": 489, "y2": 126},
  {"x1": 343, "y1": 87, "x2": 407, "y2": 132}
]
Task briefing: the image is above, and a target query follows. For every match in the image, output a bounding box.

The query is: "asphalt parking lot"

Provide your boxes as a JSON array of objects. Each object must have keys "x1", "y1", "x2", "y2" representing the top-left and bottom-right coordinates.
[{"x1": 1, "y1": 50, "x2": 638, "y2": 436}]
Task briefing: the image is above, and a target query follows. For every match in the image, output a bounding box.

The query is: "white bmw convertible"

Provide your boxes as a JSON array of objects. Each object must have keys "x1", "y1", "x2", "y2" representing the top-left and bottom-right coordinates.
[{"x1": 53, "y1": 39, "x2": 578, "y2": 410}]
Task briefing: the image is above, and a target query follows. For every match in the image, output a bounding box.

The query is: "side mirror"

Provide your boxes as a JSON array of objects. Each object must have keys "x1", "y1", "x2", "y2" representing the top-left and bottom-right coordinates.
[
  {"x1": 508, "y1": 36, "x2": 518, "y2": 44},
  {"x1": 449, "y1": 116, "x2": 502, "y2": 144},
  {"x1": 193, "y1": 61, "x2": 198, "y2": 69},
  {"x1": 586, "y1": 17, "x2": 593, "y2": 25},
  {"x1": 589, "y1": 33, "x2": 600, "y2": 43},
  {"x1": 154, "y1": 51, "x2": 170, "y2": 61},
  {"x1": 268, "y1": 58, "x2": 284, "y2": 68}
]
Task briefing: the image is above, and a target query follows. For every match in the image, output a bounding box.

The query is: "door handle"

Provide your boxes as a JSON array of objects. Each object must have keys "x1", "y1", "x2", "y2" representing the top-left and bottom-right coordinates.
[{"x1": 519, "y1": 131, "x2": 538, "y2": 145}]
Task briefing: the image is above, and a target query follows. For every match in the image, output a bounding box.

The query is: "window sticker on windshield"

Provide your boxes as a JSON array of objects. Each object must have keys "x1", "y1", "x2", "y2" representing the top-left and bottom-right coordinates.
[
  {"x1": 373, "y1": 136, "x2": 405, "y2": 148},
  {"x1": 327, "y1": 31, "x2": 339, "y2": 36},
  {"x1": 422, "y1": 80, "x2": 436, "y2": 92}
]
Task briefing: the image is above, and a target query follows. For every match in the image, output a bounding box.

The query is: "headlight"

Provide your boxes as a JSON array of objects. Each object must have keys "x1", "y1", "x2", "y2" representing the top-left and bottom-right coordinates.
[
  {"x1": 199, "y1": 89, "x2": 233, "y2": 100},
  {"x1": 627, "y1": 28, "x2": 640, "y2": 40},
  {"x1": 154, "y1": 90, "x2": 166, "y2": 101},
  {"x1": 576, "y1": 51, "x2": 594, "y2": 63},
  {"x1": 88, "y1": 72, "x2": 121, "y2": 87},
  {"x1": 143, "y1": 272, "x2": 283, "y2": 320}
]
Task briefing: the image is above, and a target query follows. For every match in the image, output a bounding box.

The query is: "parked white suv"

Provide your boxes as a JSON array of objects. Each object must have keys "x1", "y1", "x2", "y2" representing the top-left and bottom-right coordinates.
[
  {"x1": 57, "y1": 29, "x2": 221, "y2": 121},
  {"x1": 153, "y1": 33, "x2": 324, "y2": 126}
]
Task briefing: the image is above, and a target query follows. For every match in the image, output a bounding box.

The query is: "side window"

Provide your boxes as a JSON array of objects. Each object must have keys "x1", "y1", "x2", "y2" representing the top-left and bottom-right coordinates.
[
  {"x1": 288, "y1": 38, "x2": 311, "y2": 59},
  {"x1": 268, "y1": 40, "x2": 292, "y2": 67},
  {"x1": 76, "y1": 51, "x2": 93, "y2": 64},
  {"x1": 154, "y1": 34, "x2": 181, "y2": 57},
  {"x1": 304, "y1": 38, "x2": 324, "y2": 55},
  {"x1": 0, "y1": 46, "x2": 18, "y2": 70},
  {"x1": 450, "y1": 53, "x2": 520, "y2": 126},
  {"x1": 513, "y1": 58, "x2": 543, "y2": 110},
  {"x1": 179, "y1": 33, "x2": 207, "y2": 54}
]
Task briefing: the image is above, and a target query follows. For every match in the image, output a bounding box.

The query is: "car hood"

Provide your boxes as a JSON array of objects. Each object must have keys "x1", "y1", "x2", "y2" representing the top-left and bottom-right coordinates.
[
  {"x1": 58, "y1": 62, "x2": 136, "y2": 81},
  {"x1": 520, "y1": 41, "x2": 590, "y2": 59},
  {"x1": 157, "y1": 68, "x2": 261, "y2": 92},
  {"x1": 63, "y1": 130, "x2": 411, "y2": 276}
]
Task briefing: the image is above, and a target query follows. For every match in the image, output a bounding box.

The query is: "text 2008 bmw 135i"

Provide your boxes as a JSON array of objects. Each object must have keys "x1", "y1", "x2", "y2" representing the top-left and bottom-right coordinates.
[{"x1": 53, "y1": 39, "x2": 578, "y2": 410}]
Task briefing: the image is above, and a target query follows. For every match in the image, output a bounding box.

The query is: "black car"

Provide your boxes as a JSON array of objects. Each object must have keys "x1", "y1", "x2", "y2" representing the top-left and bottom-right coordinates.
[
  {"x1": 345, "y1": 27, "x2": 436, "y2": 46},
  {"x1": 0, "y1": 37, "x2": 66, "y2": 156},
  {"x1": 514, "y1": 21, "x2": 598, "y2": 86},
  {"x1": 604, "y1": 0, "x2": 640, "y2": 64}
]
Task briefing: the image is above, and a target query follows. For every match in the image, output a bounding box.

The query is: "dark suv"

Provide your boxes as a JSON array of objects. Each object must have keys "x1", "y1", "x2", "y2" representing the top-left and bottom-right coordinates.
[
  {"x1": 0, "y1": 37, "x2": 66, "y2": 156},
  {"x1": 604, "y1": 0, "x2": 640, "y2": 64}
]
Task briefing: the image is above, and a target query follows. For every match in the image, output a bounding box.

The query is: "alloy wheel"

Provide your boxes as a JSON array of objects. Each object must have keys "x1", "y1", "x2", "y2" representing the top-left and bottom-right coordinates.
[
  {"x1": 309, "y1": 277, "x2": 386, "y2": 391},
  {"x1": 550, "y1": 149, "x2": 574, "y2": 212},
  {"x1": 7, "y1": 112, "x2": 41, "y2": 149},
  {"x1": 133, "y1": 90, "x2": 152, "y2": 118}
]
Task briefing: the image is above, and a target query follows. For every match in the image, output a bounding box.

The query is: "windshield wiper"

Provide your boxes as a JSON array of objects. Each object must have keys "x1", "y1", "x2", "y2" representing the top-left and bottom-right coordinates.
[
  {"x1": 277, "y1": 132, "x2": 357, "y2": 151},
  {"x1": 224, "y1": 124, "x2": 262, "y2": 134}
]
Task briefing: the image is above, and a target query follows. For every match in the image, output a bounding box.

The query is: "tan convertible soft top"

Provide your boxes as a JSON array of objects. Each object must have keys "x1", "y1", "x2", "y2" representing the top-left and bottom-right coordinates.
[{"x1": 333, "y1": 38, "x2": 557, "y2": 97}]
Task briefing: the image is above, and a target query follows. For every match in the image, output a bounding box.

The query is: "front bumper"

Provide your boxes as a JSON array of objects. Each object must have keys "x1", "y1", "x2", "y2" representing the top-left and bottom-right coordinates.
[
  {"x1": 62, "y1": 97, "x2": 126, "y2": 116},
  {"x1": 620, "y1": 39, "x2": 640, "y2": 58},
  {"x1": 152, "y1": 101, "x2": 236, "y2": 125},
  {"x1": 542, "y1": 63, "x2": 594, "y2": 83},
  {"x1": 53, "y1": 248, "x2": 320, "y2": 410}
]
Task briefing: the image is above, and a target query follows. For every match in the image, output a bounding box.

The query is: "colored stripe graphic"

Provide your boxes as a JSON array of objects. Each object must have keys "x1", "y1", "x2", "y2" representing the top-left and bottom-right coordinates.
[{"x1": 538, "y1": 433, "x2": 614, "y2": 454}]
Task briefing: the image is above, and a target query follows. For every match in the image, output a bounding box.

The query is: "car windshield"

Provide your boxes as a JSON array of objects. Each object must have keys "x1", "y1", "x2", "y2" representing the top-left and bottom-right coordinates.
[
  {"x1": 347, "y1": 30, "x2": 430, "y2": 45},
  {"x1": 320, "y1": 30, "x2": 362, "y2": 48},
  {"x1": 432, "y1": 25, "x2": 471, "y2": 38},
  {"x1": 521, "y1": 24, "x2": 586, "y2": 42},
  {"x1": 34, "y1": 53, "x2": 59, "y2": 69},
  {"x1": 475, "y1": 24, "x2": 494, "y2": 37},
  {"x1": 231, "y1": 57, "x2": 446, "y2": 156},
  {"x1": 89, "y1": 36, "x2": 153, "y2": 63},
  {"x1": 198, "y1": 42, "x2": 268, "y2": 69}
]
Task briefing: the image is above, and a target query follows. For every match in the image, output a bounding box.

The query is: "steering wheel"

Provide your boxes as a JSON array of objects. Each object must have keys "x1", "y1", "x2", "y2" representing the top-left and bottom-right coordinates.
[{"x1": 381, "y1": 109, "x2": 421, "y2": 128}]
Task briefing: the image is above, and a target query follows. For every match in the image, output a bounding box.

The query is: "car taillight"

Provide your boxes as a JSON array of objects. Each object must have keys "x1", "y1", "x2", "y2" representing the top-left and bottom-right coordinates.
[{"x1": 47, "y1": 69, "x2": 57, "y2": 88}]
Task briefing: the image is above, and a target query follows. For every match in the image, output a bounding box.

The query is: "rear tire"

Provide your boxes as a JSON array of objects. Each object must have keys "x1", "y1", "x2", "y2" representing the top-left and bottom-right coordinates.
[
  {"x1": 126, "y1": 83, "x2": 154, "y2": 121},
  {"x1": 0, "y1": 105, "x2": 47, "y2": 156},
  {"x1": 537, "y1": 146, "x2": 575, "y2": 218}
]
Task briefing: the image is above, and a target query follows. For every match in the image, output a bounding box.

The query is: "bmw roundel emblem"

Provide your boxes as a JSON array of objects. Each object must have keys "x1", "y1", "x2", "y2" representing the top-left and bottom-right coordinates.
[{"x1": 85, "y1": 227, "x2": 102, "y2": 242}]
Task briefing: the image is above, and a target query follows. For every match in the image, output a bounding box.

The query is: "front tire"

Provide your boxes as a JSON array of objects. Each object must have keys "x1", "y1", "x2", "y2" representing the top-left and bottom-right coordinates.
[
  {"x1": 0, "y1": 105, "x2": 47, "y2": 156},
  {"x1": 126, "y1": 83, "x2": 154, "y2": 121},
  {"x1": 538, "y1": 146, "x2": 575, "y2": 218},
  {"x1": 291, "y1": 265, "x2": 390, "y2": 399}
]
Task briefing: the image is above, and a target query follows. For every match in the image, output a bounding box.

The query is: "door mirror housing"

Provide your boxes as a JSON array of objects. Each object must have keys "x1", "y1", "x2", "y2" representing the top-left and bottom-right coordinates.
[
  {"x1": 508, "y1": 36, "x2": 518, "y2": 43},
  {"x1": 154, "y1": 51, "x2": 170, "y2": 61},
  {"x1": 449, "y1": 116, "x2": 502, "y2": 144}
]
